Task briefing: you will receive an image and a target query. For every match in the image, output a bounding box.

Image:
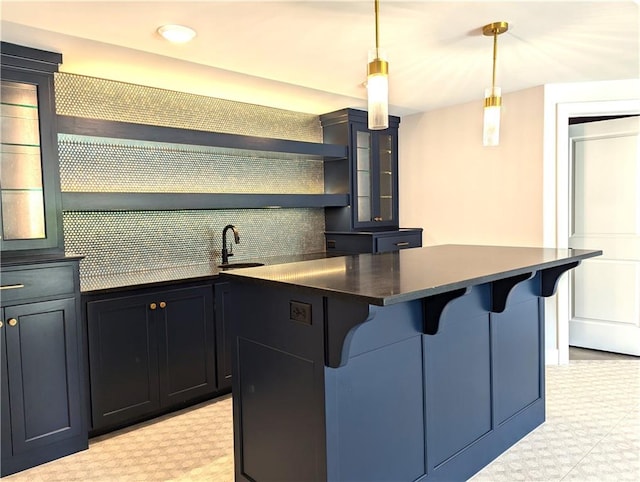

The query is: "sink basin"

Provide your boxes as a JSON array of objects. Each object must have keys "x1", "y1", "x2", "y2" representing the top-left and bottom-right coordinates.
[{"x1": 218, "y1": 262, "x2": 265, "y2": 270}]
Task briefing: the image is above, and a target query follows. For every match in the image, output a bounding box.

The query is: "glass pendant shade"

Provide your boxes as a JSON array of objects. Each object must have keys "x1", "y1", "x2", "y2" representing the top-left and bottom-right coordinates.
[
  {"x1": 483, "y1": 86, "x2": 501, "y2": 146},
  {"x1": 368, "y1": 49, "x2": 389, "y2": 130}
]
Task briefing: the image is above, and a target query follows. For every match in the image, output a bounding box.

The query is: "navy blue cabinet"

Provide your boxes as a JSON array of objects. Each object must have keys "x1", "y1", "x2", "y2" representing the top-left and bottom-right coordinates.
[
  {"x1": 0, "y1": 43, "x2": 63, "y2": 254},
  {"x1": 321, "y1": 109, "x2": 422, "y2": 253},
  {"x1": 86, "y1": 282, "x2": 216, "y2": 433},
  {"x1": 0, "y1": 258, "x2": 87, "y2": 477},
  {"x1": 321, "y1": 108, "x2": 400, "y2": 231},
  {"x1": 325, "y1": 228, "x2": 423, "y2": 254}
]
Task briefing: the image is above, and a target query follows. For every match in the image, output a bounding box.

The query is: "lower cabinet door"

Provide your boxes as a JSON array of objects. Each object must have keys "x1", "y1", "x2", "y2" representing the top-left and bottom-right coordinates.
[
  {"x1": 1, "y1": 309, "x2": 13, "y2": 463},
  {"x1": 87, "y1": 283, "x2": 216, "y2": 432},
  {"x1": 3, "y1": 298, "x2": 84, "y2": 456},
  {"x1": 157, "y1": 285, "x2": 216, "y2": 406},
  {"x1": 87, "y1": 293, "x2": 161, "y2": 430},
  {"x1": 215, "y1": 282, "x2": 232, "y2": 390}
]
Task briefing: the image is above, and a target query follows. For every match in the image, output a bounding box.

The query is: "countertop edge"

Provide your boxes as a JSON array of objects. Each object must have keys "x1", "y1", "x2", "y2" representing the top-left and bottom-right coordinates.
[{"x1": 220, "y1": 247, "x2": 603, "y2": 306}]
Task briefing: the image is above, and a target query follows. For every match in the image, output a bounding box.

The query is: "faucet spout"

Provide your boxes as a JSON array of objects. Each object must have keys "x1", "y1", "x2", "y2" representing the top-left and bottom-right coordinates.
[{"x1": 222, "y1": 224, "x2": 240, "y2": 264}]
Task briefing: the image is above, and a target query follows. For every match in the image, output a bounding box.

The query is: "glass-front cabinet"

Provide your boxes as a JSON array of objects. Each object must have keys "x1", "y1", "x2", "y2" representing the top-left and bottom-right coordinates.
[
  {"x1": 322, "y1": 108, "x2": 400, "y2": 231},
  {"x1": 353, "y1": 127, "x2": 396, "y2": 228},
  {"x1": 1, "y1": 43, "x2": 63, "y2": 253}
]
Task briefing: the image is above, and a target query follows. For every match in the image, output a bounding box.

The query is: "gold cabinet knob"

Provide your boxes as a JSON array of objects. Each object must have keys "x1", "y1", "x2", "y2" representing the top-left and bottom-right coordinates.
[
  {"x1": 374, "y1": 216, "x2": 383, "y2": 222},
  {"x1": 0, "y1": 320, "x2": 3, "y2": 328},
  {"x1": 150, "y1": 303, "x2": 157, "y2": 310},
  {"x1": 8, "y1": 318, "x2": 18, "y2": 327},
  {"x1": 159, "y1": 301, "x2": 167, "y2": 309}
]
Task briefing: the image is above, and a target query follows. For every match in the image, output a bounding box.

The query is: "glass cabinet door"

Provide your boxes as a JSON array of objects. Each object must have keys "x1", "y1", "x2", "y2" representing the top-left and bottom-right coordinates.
[
  {"x1": 0, "y1": 81, "x2": 46, "y2": 241},
  {"x1": 355, "y1": 130, "x2": 374, "y2": 223},
  {"x1": 378, "y1": 133, "x2": 394, "y2": 222}
]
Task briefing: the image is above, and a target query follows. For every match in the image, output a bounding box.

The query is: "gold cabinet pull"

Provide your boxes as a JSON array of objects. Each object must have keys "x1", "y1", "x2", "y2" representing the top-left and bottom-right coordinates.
[
  {"x1": 8, "y1": 318, "x2": 18, "y2": 327},
  {"x1": 374, "y1": 217, "x2": 383, "y2": 222},
  {"x1": 395, "y1": 242, "x2": 410, "y2": 247},
  {"x1": 159, "y1": 301, "x2": 167, "y2": 309},
  {"x1": 0, "y1": 320, "x2": 3, "y2": 328},
  {"x1": 0, "y1": 284, "x2": 25, "y2": 291},
  {"x1": 149, "y1": 303, "x2": 157, "y2": 310}
]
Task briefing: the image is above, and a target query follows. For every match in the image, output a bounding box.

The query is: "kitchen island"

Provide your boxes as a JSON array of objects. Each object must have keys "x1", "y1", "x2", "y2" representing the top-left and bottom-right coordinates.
[{"x1": 220, "y1": 245, "x2": 601, "y2": 481}]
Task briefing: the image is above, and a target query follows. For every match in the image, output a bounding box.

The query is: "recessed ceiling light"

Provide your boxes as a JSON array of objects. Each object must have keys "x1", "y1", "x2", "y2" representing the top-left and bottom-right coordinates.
[{"x1": 157, "y1": 24, "x2": 197, "y2": 44}]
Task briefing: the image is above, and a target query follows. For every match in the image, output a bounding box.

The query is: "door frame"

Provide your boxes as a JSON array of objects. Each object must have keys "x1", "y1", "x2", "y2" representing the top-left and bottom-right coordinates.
[{"x1": 542, "y1": 80, "x2": 640, "y2": 364}]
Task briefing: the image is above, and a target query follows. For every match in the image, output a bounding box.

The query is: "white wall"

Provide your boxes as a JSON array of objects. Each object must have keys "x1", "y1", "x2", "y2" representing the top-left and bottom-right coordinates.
[
  {"x1": 399, "y1": 79, "x2": 639, "y2": 365},
  {"x1": 399, "y1": 86, "x2": 545, "y2": 247}
]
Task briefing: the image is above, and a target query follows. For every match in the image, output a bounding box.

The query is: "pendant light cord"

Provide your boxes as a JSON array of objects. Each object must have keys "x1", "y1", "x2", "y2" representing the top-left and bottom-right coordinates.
[
  {"x1": 374, "y1": 0, "x2": 380, "y2": 58},
  {"x1": 491, "y1": 31, "x2": 498, "y2": 94}
]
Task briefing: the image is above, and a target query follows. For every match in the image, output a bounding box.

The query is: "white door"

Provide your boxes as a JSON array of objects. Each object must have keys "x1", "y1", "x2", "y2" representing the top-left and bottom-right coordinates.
[{"x1": 568, "y1": 116, "x2": 640, "y2": 355}]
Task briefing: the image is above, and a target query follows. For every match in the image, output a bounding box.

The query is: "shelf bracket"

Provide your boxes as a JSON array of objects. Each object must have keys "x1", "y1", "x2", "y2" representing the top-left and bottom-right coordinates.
[
  {"x1": 423, "y1": 288, "x2": 470, "y2": 335},
  {"x1": 490, "y1": 272, "x2": 535, "y2": 313},
  {"x1": 324, "y1": 297, "x2": 371, "y2": 368},
  {"x1": 540, "y1": 261, "x2": 580, "y2": 297}
]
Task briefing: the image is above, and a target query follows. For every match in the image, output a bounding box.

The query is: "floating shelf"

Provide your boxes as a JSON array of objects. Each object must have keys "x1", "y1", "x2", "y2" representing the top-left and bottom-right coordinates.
[
  {"x1": 61, "y1": 192, "x2": 350, "y2": 211},
  {"x1": 57, "y1": 116, "x2": 348, "y2": 161}
]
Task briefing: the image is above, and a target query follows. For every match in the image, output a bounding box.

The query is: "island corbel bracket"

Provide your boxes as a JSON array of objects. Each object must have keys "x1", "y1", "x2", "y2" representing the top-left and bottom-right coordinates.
[
  {"x1": 490, "y1": 272, "x2": 535, "y2": 313},
  {"x1": 423, "y1": 288, "x2": 470, "y2": 335},
  {"x1": 324, "y1": 297, "x2": 371, "y2": 368},
  {"x1": 540, "y1": 261, "x2": 580, "y2": 297}
]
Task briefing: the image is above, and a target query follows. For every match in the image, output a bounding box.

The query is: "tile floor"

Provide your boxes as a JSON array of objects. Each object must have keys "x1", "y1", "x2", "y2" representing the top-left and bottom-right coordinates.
[{"x1": 5, "y1": 357, "x2": 639, "y2": 481}]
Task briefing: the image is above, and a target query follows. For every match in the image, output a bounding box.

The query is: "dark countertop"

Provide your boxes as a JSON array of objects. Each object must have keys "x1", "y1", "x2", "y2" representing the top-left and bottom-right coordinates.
[
  {"x1": 219, "y1": 244, "x2": 602, "y2": 306},
  {"x1": 79, "y1": 251, "x2": 340, "y2": 293}
]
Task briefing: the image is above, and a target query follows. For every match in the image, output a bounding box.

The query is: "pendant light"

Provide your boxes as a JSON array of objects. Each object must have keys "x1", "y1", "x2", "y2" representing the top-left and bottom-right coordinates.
[
  {"x1": 482, "y1": 21, "x2": 508, "y2": 146},
  {"x1": 367, "y1": 0, "x2": 389, "y2": 130}
]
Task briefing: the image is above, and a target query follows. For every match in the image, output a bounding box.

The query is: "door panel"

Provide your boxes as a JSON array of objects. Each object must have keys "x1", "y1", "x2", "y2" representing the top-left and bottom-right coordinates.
[
  {"x1": 157, "y1": 285, "x2": 216, "y2": 406},
  {"x1": 573, "y1": 260, "x2": 639, "y2": 324},
  {"x1": 1, "y1": 309, "x2": 13, "y2": 459},
  {"x1": 87, "y1": 294, "x2": 160, "y2": 429},
  {"x1": 4, "y1": 298, "x2": 83, "y2": 454},
  {"x1": 569, "y1": 116, "x2": 640, "y2": 355}
]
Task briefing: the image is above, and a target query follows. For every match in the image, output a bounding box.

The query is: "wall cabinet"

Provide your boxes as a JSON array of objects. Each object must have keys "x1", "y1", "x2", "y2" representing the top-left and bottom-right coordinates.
[
  {"x1": 1, "y1": 258, "x2": 86, "y2": 477},
  {"x1": 86, "y1": 282, "x2": 216, "y2": 433},
  {"x1": 321, "y1": 108, "x2": 422, "y2": 253},
  {"x1": 321, "y1": 108, "x2": 401, "y2": 231},
  {"x1": 0, "y1": 42, "x2": 63, "y2": 253}
]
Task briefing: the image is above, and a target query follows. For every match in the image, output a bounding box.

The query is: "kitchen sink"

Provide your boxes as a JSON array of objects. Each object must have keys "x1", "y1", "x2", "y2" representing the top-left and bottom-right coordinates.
[{"x1": 218, "y1": 262, "x2": 265, "y2": 270}]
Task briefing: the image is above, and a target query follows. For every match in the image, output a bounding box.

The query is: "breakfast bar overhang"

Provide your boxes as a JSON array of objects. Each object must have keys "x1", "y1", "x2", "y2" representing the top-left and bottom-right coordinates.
[{"x1": 221, "y1": 245, "x2": 601, "y2": 482}]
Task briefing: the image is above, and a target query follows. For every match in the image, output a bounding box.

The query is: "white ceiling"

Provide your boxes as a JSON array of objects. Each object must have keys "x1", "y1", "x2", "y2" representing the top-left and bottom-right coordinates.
[{"x1": 1, "y1": 1, "x2": 638, "y2": 116}]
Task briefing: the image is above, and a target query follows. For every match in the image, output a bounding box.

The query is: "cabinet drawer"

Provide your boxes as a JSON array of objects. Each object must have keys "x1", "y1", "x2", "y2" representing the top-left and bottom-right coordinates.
[
  {"x1": 375, "y1": 232, "x2": 422, "y2": 253},
  {"x1": 0, "y1": 265, "x2": 75, "y2": 304}
]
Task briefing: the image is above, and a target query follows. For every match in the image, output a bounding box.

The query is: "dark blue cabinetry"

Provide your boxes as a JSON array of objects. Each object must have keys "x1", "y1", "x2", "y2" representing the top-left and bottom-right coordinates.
[
  {"x1": 325, "y1": 228, "x2": 423, "y2": 254},
  {"x1": 321, "y1": 109, "x2": 422, "y2": 253},
  {"x1": 85, "y1": 282, "x2": 217, "y2": 434},
  {"x1": 223, "y1": 246, "x2": 598, "y2": 481},
  {"x1": 0, "y1": 258, "x2": 87, "y2": 477},
  {"x1": 0, "y1": 43, "x2": 63, "y2": 254}
]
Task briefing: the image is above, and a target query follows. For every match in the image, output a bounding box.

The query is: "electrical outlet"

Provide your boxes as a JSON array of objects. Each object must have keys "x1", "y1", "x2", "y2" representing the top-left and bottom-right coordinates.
[{"x1": 290, "y1": 301, "x2": 312, "y2": 325}]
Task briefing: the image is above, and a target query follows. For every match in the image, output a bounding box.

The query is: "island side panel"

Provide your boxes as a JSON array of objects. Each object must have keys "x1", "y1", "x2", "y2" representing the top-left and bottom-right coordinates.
[
  {"x1": 324, "y1": 300, "x2": 427, "y2": 482},
  {"x1": 492, "y1": 274, "x2": 545, "y2": 426},
  {"x1": 229, "y1": 282, "x2": 328, "y2": 482},
  {"x1": 423, "y1": 276, "x2": 546, "y2": 481},
  {"x1": 424, "y1": 284, "x2": 493, "y2": 472}
]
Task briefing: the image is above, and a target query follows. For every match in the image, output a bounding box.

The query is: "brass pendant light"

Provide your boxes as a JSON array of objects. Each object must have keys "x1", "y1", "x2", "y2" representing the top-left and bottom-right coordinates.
[
  {"x1": 367, "y1": 0, "x2": 389, "y2": 130},
  {"x1": 482, "y1": 21, "x2": 508, "y2": 146}
]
